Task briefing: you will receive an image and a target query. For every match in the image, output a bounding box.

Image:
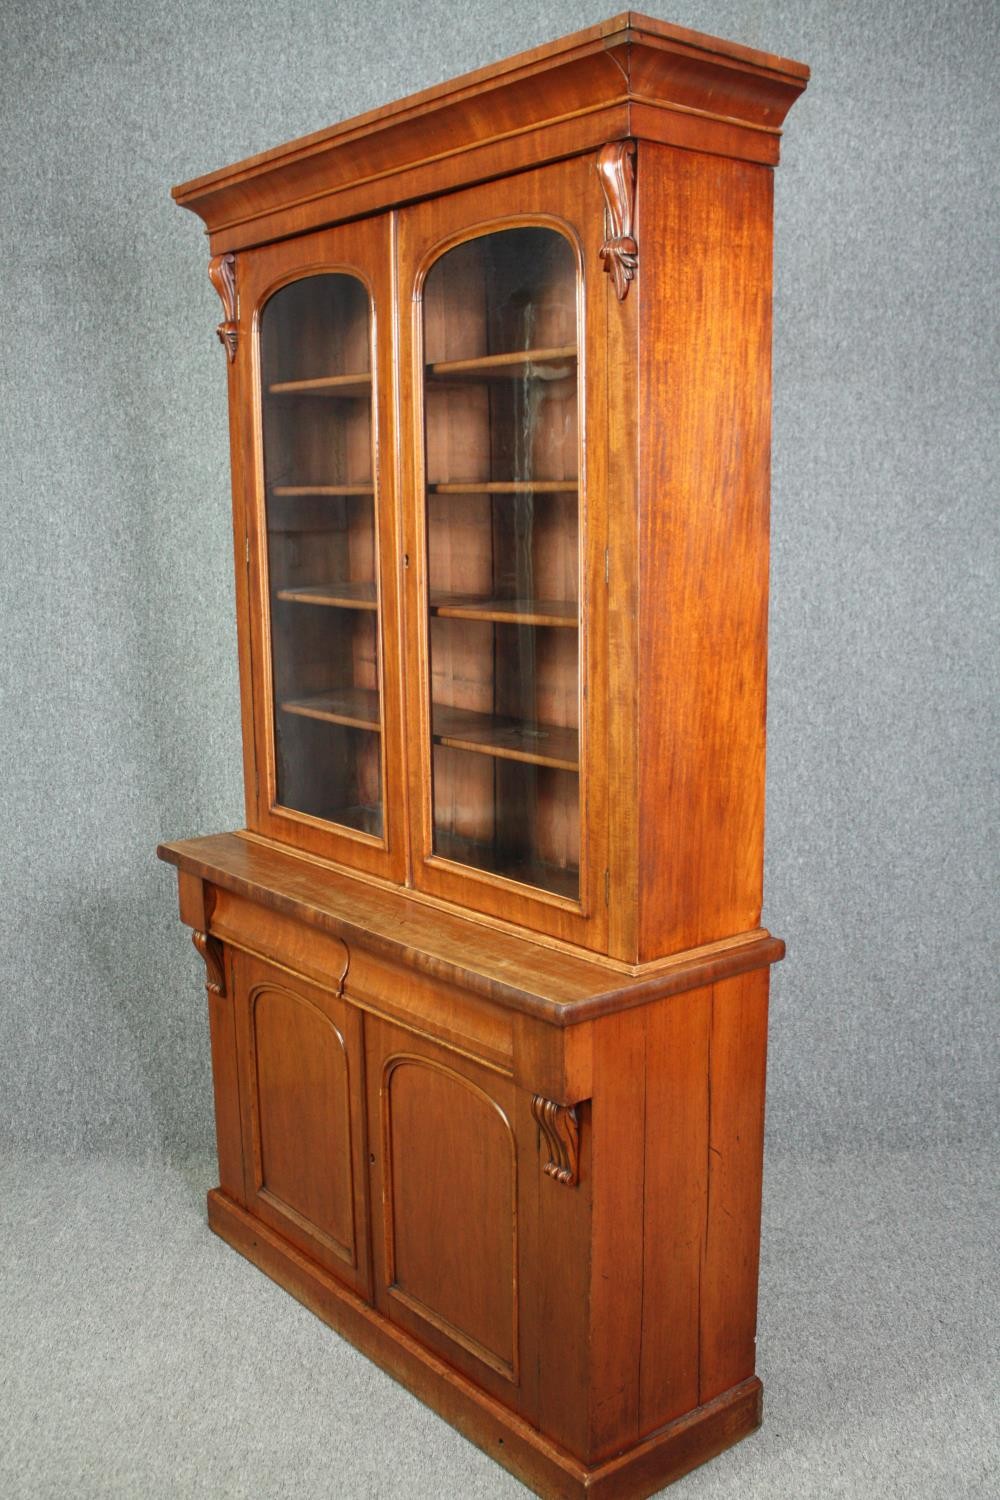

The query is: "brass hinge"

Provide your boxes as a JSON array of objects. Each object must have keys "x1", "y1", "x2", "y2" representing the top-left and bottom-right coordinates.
[{"x1": 604, "y1": 547, "x2": 610, "y2": 585}]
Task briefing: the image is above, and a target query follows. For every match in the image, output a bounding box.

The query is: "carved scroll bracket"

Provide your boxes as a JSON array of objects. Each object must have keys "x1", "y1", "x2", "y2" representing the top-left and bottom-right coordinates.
[
  {"x1": 532, "y1": 1095, "x2": 581, "y2": 1187},
  {"x1": 208, "y1": 252, "x2": 238, "y2": 361},
  {"x1": 596, "y1": 140, "x2": 637, "y2": 301},
  {"x1": 192, "y1": 930, "x2": 226, "y2": 997}
]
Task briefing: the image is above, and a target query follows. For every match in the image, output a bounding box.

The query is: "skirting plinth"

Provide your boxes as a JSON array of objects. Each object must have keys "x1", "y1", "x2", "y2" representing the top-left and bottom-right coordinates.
[{"x1": 207, "y1": 1189, "x2": 763, "y2": 1499}]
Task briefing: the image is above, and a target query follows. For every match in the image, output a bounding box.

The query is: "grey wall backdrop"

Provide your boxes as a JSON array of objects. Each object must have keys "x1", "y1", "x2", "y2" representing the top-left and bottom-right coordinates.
[{"x1": 1, "y1": 0, "x2": 996, "y2": 1160}]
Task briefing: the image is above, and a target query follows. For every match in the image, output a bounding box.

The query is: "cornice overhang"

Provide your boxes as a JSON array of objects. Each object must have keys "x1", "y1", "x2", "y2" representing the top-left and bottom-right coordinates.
[{"x1": 172, "y1": 13, "x2": 808, "y2": 252}]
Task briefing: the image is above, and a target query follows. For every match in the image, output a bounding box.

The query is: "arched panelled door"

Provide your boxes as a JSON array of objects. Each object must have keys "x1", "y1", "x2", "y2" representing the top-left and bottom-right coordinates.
[
  {"x1": 398, "y1": 156, "x2": 611, "y2": 951},
  {"x1": 419, "y1": 226, "x2": 582, "y2": 899},
  {"x1": 260, "y1": 272, "x2": 382, "y2": 834},
  {"x1": 238, "y1": 216, "x2": 407, "y2": 883}
]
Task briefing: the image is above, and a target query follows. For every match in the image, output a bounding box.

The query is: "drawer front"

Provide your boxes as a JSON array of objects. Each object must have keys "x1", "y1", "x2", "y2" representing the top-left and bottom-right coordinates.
[{"x1": 209, "y1": 885, "x2": 514, "y2": 1070}]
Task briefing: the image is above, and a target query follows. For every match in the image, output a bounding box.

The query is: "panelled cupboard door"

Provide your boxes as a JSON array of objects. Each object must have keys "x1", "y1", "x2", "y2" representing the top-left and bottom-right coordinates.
[
  {"x1": 397, "y1": 157, "x2": 610, "y2": 951},
  {"x1": 231, "y1": 951, "x2": 371, "y2": 1298},
  {"x1": 236, "y1": 214, "x2": 407, "y2": 882},
  {"x1": 365, "y1": 1016, "x2": 540, "y2": 1419}
]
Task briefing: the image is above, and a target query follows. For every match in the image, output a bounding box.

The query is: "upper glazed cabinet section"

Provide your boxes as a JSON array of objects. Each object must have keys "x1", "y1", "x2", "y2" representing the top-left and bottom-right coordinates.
[
  {"x1": 230, "y1": 155, "x2": 611, "y2": 948},
  {"x1": 185, "y1": 17, "x2": 808, "y2": 956}
]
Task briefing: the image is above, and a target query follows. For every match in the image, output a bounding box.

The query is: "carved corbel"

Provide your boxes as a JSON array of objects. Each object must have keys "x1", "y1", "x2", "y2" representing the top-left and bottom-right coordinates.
[
  {"x1": 208, "y1": 252, "x2": 238, "y2": 361},
  {"x1": 596, "y1": 140, "x2": 637, "y2": 301},
  {"x1": 532, "y1": 1095, "x2": 581, "y2": 1187},
  {"x1": 192, "y1": 930, "x2": 226, "y2": 997}
]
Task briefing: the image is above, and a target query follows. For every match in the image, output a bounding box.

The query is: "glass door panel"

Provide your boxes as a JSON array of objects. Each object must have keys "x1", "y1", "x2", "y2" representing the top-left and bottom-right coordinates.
[
  {"x1": 422, "y1": 228, "x2": 580, "y2": 898},
  {"x1": 260, "y1": 273, "x2": 383, "y2": 837}
]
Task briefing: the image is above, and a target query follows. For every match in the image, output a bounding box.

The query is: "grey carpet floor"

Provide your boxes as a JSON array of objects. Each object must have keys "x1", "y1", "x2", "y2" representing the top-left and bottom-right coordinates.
[{"x1": 1, "y1": 1148, "x2": 996, "y2": 1499}]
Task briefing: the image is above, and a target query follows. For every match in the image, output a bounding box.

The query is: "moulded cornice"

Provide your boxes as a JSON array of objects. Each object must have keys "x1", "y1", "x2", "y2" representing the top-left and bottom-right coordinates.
[{"x1": 172, "y1": 13, "x2": 808, "y2": 252}]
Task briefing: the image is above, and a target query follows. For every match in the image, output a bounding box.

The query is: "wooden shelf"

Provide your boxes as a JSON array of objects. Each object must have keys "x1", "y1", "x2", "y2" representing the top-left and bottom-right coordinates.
[
  {"x1": 427, "y1": 481, "x2": 577, "y2": 495},
  {"x1": 429, "y1": 593, "x2": 576, "y2": 628},
  {"x1": 432, "y1": 704, "x2": 578, "y2": 771},
  {"x1": 432, "y1": 829, "x2": 579, "y2": 899},
  {"x1": 269, "y1": 372, "x2": 372, "y2": 398},
  {"x1": 276, "y1": 582, "x2": 377, "y2": 611},
  {"x1": 280, "y1": 687, "x2": 381, "y2": 732},
  {"x1": 272, "y1": 484, "x2": 375, "y2": 497},
  {"x1": 426, "y1": 345, "x2": 576, "y2": 380}
]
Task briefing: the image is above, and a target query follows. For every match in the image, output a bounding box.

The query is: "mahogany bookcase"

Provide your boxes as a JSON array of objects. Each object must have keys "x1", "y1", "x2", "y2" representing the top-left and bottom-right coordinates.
[{"x1": 159, "y1": 15, "x2": 808, "y2": 1496}]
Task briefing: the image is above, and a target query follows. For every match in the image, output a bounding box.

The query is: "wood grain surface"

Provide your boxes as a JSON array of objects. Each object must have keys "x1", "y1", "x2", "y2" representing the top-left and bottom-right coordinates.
[{"x1": 164, "y1": 15, "x2": 808, "y2": 1495}]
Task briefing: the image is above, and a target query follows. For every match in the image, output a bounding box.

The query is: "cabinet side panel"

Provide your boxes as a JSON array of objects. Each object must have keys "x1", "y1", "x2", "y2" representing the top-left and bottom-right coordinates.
[
  {"x1": 639, "y1": 986, "x2": 711, "y2": 1433},
  {"x1": 636, "y1": 144, "x2": 774, "y2": 959},
  {"x1": 699, "y1": 968, "x2": 769, "y2": 1403}
]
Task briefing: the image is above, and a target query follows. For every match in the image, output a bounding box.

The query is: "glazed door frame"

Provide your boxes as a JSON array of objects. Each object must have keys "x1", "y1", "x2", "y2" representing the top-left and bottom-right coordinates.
[
  {"x1": 396, "y1": 157, "x2": 610, "y2": 951},
  {"x1": 233, "y1": 214, "x2": 407, "y2": 882}
]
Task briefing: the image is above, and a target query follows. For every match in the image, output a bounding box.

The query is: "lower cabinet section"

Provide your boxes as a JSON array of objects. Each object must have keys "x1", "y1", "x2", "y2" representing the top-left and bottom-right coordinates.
[{"x1": 197, "y1": 926, "x2": 772, "y2": 1498}]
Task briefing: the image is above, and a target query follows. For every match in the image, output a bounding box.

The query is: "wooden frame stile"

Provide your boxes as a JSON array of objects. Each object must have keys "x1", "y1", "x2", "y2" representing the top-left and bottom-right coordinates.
[
  {"x1": 397, "y1": 155, "x2": 610, "y2": 953},
  {"x1": 187, "y1": 894, "x2": 247, "y2": 1209},
  {"x1": 237, "y1": 216, "x2": 408, "y2": 883},
  {"x1": 387, "y1": 206, "x2": 414, "y2": 891},
  {"x1": 600, "y1": 139, "x2": 642, "y2": 966},
  {"x1": 208, "y1": 252, "x2": 263, "y2": 832}
]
